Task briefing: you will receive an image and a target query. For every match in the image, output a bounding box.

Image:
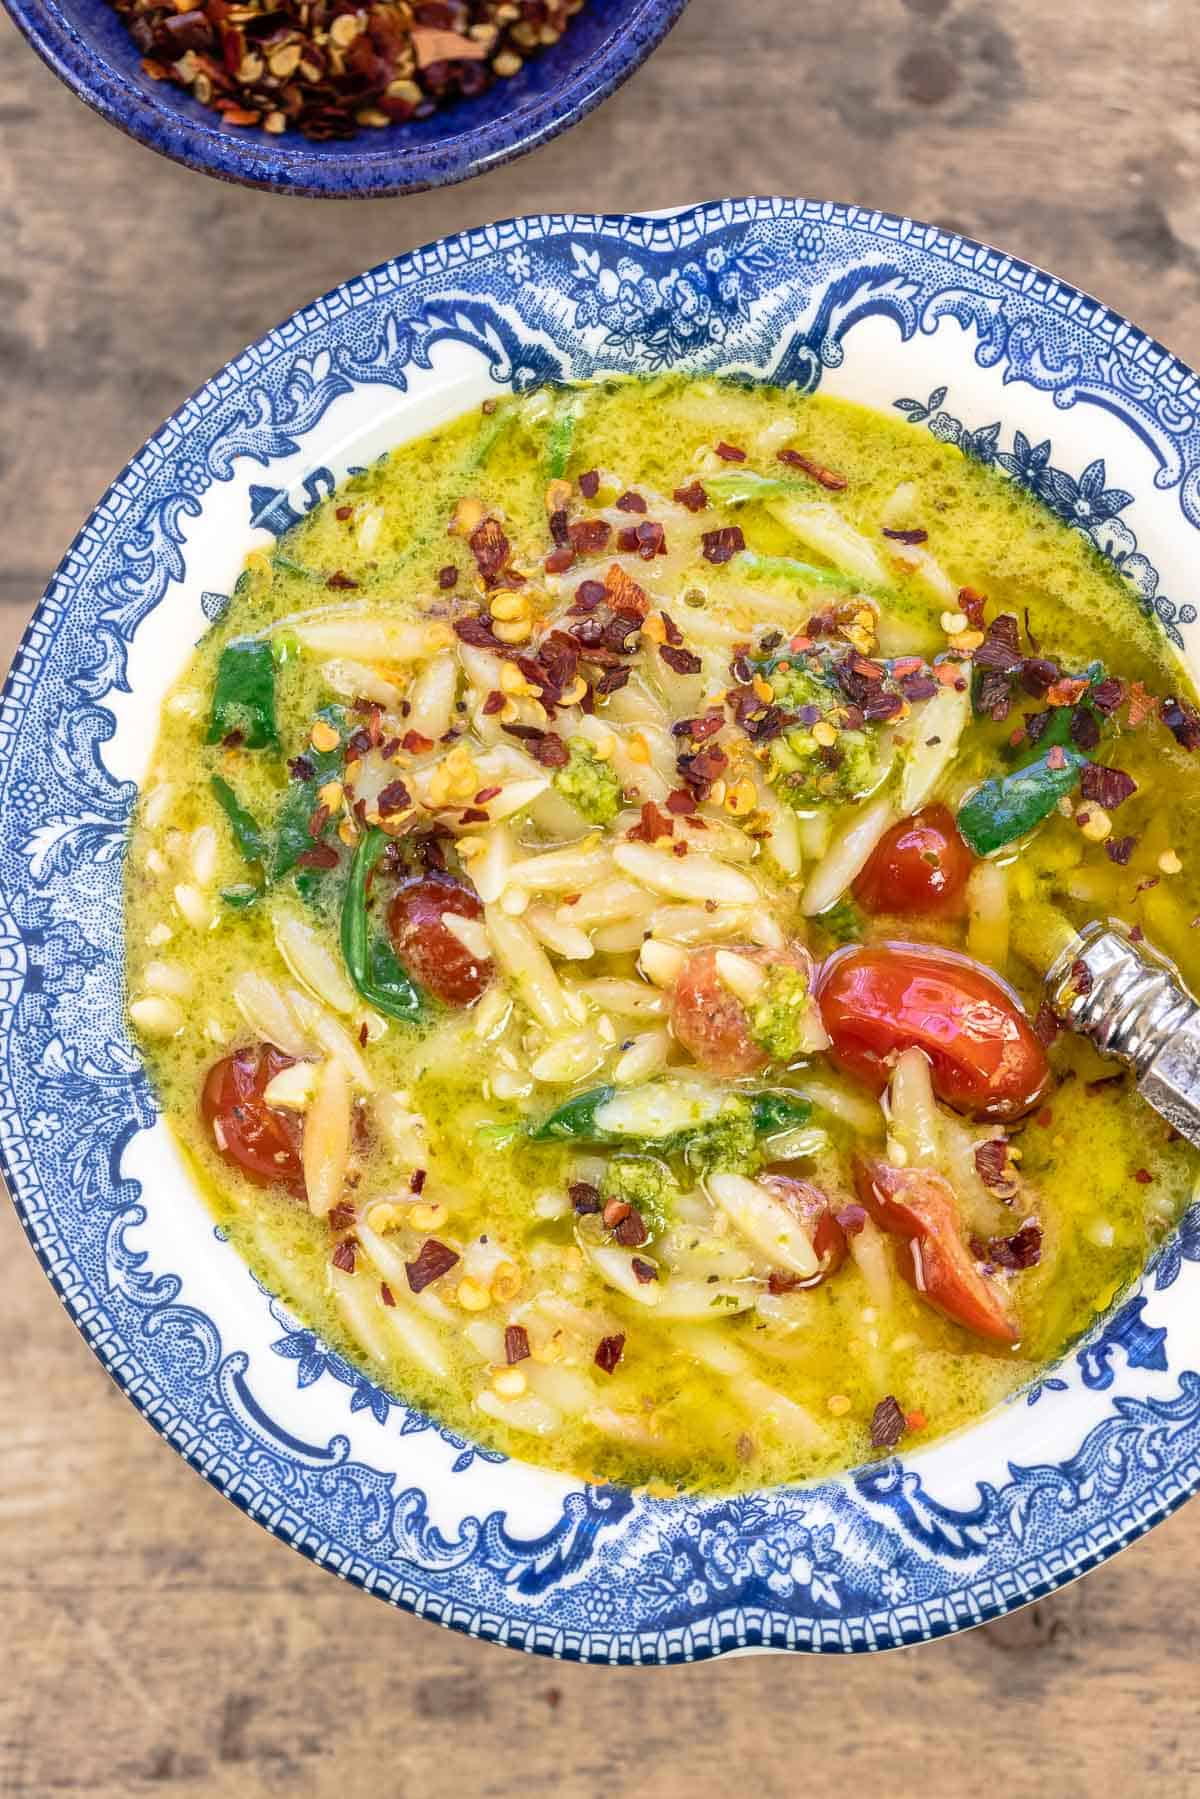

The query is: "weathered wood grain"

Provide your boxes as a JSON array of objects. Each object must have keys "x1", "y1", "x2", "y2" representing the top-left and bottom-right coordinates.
[{"x1": 3, "y1": 0, "x2": 1200, "y2": 1789}]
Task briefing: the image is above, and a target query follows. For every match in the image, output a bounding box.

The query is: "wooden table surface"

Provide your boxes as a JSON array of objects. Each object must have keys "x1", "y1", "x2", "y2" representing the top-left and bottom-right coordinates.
[{"x1": 4, "y1": 0, "x2": 1200, "y2": 1791}]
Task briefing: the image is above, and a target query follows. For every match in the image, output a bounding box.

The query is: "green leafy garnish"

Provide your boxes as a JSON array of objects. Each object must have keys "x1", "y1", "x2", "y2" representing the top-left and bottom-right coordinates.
[
  {"x1": 529, "y1": 1086, "x2": 618, "y2": 1143},
  {"x1": 748, "y1": 1091, "x2": 813, "y2": 1137},
  {"x1": 545, "y1": 396, "x2": 582, "y2": 480},
  {"x1": 211, "y1": 775, "x2": 268, "y2": 867},
  {"x1": 207, "y1": 639, "x2": 278, "y2": 749},
  {"x1": 600, "y1": 1155, "x2": 679, "y2": 1236},
  {"x1": 957, "y1": 747, "x2": 1089, "y2": 857},
  {"x1": 738, "y1": 549, "x2": 896, "y2": 603},
  {"x1": 340, "y1": 826, "x2": 423, "y2": 1023}
]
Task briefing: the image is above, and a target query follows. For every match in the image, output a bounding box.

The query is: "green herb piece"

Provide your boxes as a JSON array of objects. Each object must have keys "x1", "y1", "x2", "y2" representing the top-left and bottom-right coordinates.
[
  {"x1": 957, "y1": 747, "x2": 1089, "y2": 857},
  {"x1": 340, "y1": 825, "x2": 423, "y2": 1023},
  {"x1": 670, "y1": 1098, "x2": 761, "y2": 1177},
  {"x1": 553, "y1": 737, "x2": 622, "y2": 825},
  {"x1": 529, "y1": 1085, "x2": 618, "y2": 1143},
  {"x1": 271, "y1": 552, "x2": 319, "y2": 581},
  {"x1": 814, "y1": 896, "x2": 864, "y2": 944},
  {"x1": 273, "y1": 705, "x2": 345, "y2": 881},
  {"x1": 207, "y1": 639, "x2": 278, "y2": 749},
  {"x1": 705, "y1": 469, "x2": 807, "y2": 508},
  {"x1": 221, "y1": 884, "x2": 261, "y2": 910},
  {"x1": 749, "y1": 1091, "x2": 813, "y2": 1138},
  {"x1": 750, "y1": 966, "x2": 818, "y2": 1063},
  {"x1": 738, "y1": 549, "x2": 896, "y2": 602},
  {"x1": 211, "y1": 775, "x2": 269, "y2": 867},
  {"x1": 271, "y1": 628, "x2": 300, "y2": 667},
  {"x1": 545, "y1": 396, "x2": 582, "y2": 480},
  {"x1": 599, "y1": 1155, "x2": 680, "y2": 1237},
  {"x1": 476, "y1": 1119, "x2": 525, "y2": 1151}
]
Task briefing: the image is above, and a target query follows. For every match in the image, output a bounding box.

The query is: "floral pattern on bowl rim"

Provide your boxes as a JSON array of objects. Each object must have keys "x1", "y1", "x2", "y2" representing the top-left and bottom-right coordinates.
[{"x1": 6, "y1": 197, "x2": 1200, "y2": 1663}]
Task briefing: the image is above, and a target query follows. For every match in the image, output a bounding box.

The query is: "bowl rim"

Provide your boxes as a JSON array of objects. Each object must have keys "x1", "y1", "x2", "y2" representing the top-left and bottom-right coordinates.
[
  {"x1": 0, "y1": 0, "x2": 692, "y2": 197},
  {"x1": 7, "y1": 196, "x2": 1200, "y2": 1661}
]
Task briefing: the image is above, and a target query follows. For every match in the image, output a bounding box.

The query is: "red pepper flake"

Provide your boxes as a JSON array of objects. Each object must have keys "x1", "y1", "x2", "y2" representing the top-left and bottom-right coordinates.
[
  {"x1": 438, "y1": 565, "x2": 458, "y2": 590},
  {"x1": 776, "y1": 448, "x2": 848, "y2": 491},
  {"x1": 906, "y1": 1410, "x2": 928, "y2": 1432},
  {"x1": 474, "y1": 785, "x2": 502, "y2": 805},
  {"x1": 1036, "y1": 1108, "x2": 1054, "y2": 1129},
  {"x1": 616, "y1": 490, "x2": 647, "y2": 514},
  {"x1": 402, "y1": 730, "x2": 434, "y2": 754},
  {"x1": 307, "y1": 803, "x2": 330, "y2": 840},
  {"x1": 834, "y1": 1204, "x2": 867, "y2": 1236},
  {"x1": 504, "y1": 1324, "x2": 531, "y2": 1365},
  {"x1": 1070, "y1": 957, "x2": 1094, "y2": 995},
  {"x1": 531, "y1": 732, "x2": 570, "y2": 769},
  {"x1": 544, "y1": 547, "x2": 575, "y2": 575},
  {"x1": 569, "y1": 1181, "x2": 602, "y2": 1215},
  {"x1": 1130, "y1": 924, "x2": 1145, "y2": 942},
  {"x1": 578, "y1": 469, "x2": 600, "y2": 499},
  {"x1": 767, "y1": 1270, "x2": 802, "y2": 1295},
  {"x1": 410, "y1": 1168, "x2": 427, "y2": 1194},
  {"x1": 1126, "y1": 681, "x2": 1156, "y2": 727},
  {"x1": 603, "y1": 563, "x2": 650, "y2": 618},
  {"x1": 602, "y1": 1198, "x2": 632, "y2": 1230},
  {"x1": 482, "y1": 689, "x2": 505, "y2": 716},
  {"x1": 358, "y1": 1021, "x2": 369, "y2": 1047},
  {"x1": 327, "y1": 1201, "x2": 356, "y2": 1231},
  {"x1": 701, "y1": 525, "x2": 746, "y2": 565},
  {"x1": 404, "y1": 1237, "x2": 458, "y2": 1294},
  {"x1": 673, "y1": 480, "x2": 708, "y2": 512},
  {"x1": 336, "y1": 505, "x2": 353, "y2": 521},
  {"x1": 568, "y1": 517, "x2": 611, "y2": 555},
  {"x1": 296, "y1": 843, "x2": 339, "y2": 870},
  {"x1": 715, "y1": 441, "x2": 746, "y2": 462},
  {"x1": 594, "y1": 1333, "x2": 626, "y2": 1373},
  {"x1": 378, "y1": 779, "x2": 412, "y2": 817},
  {"x1": 631, "y1": 1256, "x2": 659, "y2": 1284},
  {"x1": 974, "y1": 1138, "x2": 1016, "y2": 1193},
  {"x1": 614, "y1": 1209, "x2": 649, "y2": 1247},
  {"x1": 1134, "y1": 1168, "x2": 1154, "y2": 1184},
  {"x1": 665, "y1": 787, "x2": 698, "y2": 814},
  {"x1": 469, "y1": 516, "x2": 516, "y2": 587},
  {"x1": 1162, "y1": 695, "x2": 1200, "y2": 750},
  {"x1": 331, "y1": 1238, "x2": 357, "y2": 1273},
  {"x1": 380, "y1": 1282, "x2": 396, "y2": 1307},
  {"x1": 870, "y1": 1395, "x2": 908, "y2": 1449},
  {"x1": 957, "y1": 586, "x2": 988, "y2": 631},
  {"x1": 618, "y1": 519, "x2": 667, "y2": 560},
  {"x1": 458, "y1": 807, "x2": 489, "y2": 824},
  {"x1": 660, "y1": 643, "x2": 703, "y2": 676},
  {"x1": 970, "y1": 1220, "x2": 1043, "y2": 1270},
  {"x1": 882, "y1": 526, "x2": 928, "y2": 544},
  {"x1": 1106, "y1": 834, "x2": 1137, "y2": 865},
  {"x1": 326, "y1": 570, "x2": 359, "y2": 590},
  {"x1": 627, "y1": 801, "x2": 673, "y2": 843}
]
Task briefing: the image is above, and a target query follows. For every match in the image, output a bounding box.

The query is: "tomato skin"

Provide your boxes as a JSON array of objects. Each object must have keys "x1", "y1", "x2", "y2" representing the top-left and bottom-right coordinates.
[
  {"x1": 671, "y1": 945, "x2": 766, "y2": 1077},
  {"x1": 761, "y1": 1170, "x2": 847, "y2": 1282},
  {"x1": 852, "y1": 804, "x2": 974, "y2": 917},
  {"x1": 853, "y1": 1156, "x2": 1019, "y2": 1345},
  {"x1": 387, "y1": 873, "x2": 492, "y2": 1008},
  {"x1": 201, "y1": 1044, "x2": 305, "y2": 1198},
  {"x1": 817, "y1": 942, "x2": 1049, "y2": 1121}
]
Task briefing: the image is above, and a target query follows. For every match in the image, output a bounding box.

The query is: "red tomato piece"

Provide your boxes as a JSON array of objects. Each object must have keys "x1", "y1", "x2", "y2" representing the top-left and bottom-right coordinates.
[
  {"x1": 761, "y1": 1170, "x2": 847, "y2": 1283},
  {"x1": 671, "y1": 945, "x2": 765, "y2": 1077},
  {"x1": 817, "y1": 942, "x2": 1049, "y2": 1121},
  {"x1": 852, "y1": 804, "x2": 974, "y2": 917},
  {"x1": 853, "y1": 1156, "x2": 1019, "y2": 1345},
  {"x1": 670, "y1": 944, "x2": 813, "y2": 1078},
  {"x1": 387, "y1": 873, "x2": 493, "y2": 1008},
  {"x1": 200, "y1": 1043, "x2": 305, "y2": 1198}
]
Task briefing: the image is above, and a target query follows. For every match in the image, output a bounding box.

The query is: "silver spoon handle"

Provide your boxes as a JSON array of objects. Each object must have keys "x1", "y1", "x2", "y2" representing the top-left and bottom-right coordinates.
[{"x1": 1047, "y1": 921, "x2": 1200, "y2": 1149}]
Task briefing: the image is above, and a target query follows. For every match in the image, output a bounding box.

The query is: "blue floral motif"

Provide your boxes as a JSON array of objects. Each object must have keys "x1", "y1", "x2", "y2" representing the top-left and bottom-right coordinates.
[{"x1": 7, "y1": 200, "x2": 1200, "y2": 1664}]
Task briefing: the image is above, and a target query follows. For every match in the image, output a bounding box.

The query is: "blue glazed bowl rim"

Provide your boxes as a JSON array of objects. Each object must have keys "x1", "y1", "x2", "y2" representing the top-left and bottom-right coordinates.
[
  {"x1": 8, "y1": 198, "x2": 1200, "y2": 1661},
  {"x1": 1, "y1": 0, "x2": 691, "y2": 196}
]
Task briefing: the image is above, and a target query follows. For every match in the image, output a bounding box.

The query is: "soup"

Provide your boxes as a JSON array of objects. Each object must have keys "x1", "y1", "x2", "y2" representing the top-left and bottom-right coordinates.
[{"x1": 125, "y1": 374, "x2": 1200, "y2": 1494}]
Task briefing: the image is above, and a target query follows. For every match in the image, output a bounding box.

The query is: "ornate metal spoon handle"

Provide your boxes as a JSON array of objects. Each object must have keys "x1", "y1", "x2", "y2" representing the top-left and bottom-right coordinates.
[{"x1": 1046, "y1": 921, "x2": 1200, "y2": 1149}]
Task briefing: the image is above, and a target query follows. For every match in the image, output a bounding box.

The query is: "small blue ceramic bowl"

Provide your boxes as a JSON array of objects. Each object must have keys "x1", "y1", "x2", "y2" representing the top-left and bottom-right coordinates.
[{"x1": 1, "y1": 0, "x2": 689, "y2": 196}]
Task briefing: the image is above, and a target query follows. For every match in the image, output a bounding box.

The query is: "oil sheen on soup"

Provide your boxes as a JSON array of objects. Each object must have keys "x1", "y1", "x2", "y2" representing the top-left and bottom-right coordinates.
[{"x1": 125, "y1": 375, "x2": 1200, "y2": 1494}]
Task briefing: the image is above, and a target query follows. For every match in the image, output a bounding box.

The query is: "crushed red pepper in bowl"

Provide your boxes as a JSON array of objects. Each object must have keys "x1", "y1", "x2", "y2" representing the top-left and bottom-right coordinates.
[{"x1": 116, "y1": 0, "x2": 586, "y2": 141}]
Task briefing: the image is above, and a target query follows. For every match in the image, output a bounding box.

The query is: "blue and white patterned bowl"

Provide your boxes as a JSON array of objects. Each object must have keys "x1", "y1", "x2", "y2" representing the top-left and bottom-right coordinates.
[
  {"x1": 8, "y1": 199, "x2": 1200, "y2": 1661},
  {"x1": 1, "y1": 0, "x2": 688, "y2": 196}
]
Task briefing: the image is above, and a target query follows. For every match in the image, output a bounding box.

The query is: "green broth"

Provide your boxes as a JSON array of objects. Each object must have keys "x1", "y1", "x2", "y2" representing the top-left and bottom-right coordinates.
[{"x1": 126, "y1": 375, "x2": 1200, "y2": 1494}]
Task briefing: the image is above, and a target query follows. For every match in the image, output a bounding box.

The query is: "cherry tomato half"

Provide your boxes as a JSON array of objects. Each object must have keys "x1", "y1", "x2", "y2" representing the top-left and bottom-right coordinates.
[
  {"x1": 761, "y1": 1170, "x2": 847, "y2": 1283},
  {"x1": 817, "y1": 941, "x2": 1049, "y2": 1121},
  {"x1": 671, "y1": 945, "x2": 813, "y2": 1078},
  {"x1": 387, "y1": 872, "x2": 493, "y2": 1008},
  {"x1": 201, "y1": 1043, "x2": 305, "y2": 1198},
  {"x1": 852, "y1": 804, "x2": 974, "y2": 917},
  {"x1": 854, "y1": 1156, "x2": 1019, "y2": 1345}
]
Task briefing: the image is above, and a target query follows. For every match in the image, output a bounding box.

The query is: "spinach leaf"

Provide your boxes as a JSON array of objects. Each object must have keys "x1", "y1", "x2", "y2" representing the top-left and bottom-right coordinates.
[
  {"x1": 207, "y1": 639, "x2": 278, "y2": 749},
  {"x1": 340, "y1": 826, "x2": 423, "y2": 1023},
  {"x1": 529, "y1": 1086, "x2": 617, "y2": 1143},
  {"x1": 737, "y1": 549, "x2": 896, "y2": 603},
  {"x1": 957, "y1": 747, "x2": 1089, "y2": 857},
  {"x1": 749, "y1": 1092, "x2": 813, "y2": 1137},
  {"x1": 211, "y1": 774, "x2": 268, "y2": 867}
]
